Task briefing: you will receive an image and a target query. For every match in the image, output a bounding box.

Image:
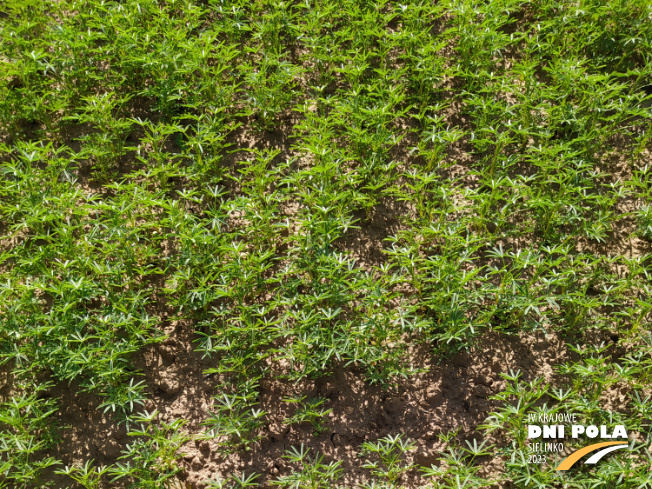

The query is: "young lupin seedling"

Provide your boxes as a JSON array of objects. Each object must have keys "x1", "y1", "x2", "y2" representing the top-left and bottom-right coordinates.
[
  {"x1": 2, "y1": 0, "x2": 652, "y2": 487},
  {"x1": 359, "y1": 434, "x2": 416, "y2": 484},
  {"x1": 283, "y1": 394, "x2": 333, "y2": 435}
]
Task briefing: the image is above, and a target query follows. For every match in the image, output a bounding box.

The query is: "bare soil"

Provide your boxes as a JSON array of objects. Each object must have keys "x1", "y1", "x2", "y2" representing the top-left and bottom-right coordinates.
[{"x1": 38, "y1": 323, "x2": 573, "y2": 488}]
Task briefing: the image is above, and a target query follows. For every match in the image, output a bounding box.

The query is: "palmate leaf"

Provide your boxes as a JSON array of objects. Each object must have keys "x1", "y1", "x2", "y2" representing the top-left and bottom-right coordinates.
[{"x1": 1, "y1": 0, "x2": 652, "y2": 487}]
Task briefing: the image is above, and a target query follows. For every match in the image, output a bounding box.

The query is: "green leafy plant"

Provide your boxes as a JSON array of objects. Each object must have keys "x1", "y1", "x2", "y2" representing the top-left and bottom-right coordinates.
[
  {"x1": 2, "y1": 0, "x2": 652, "y2": 486},
  {"x1": 108, "y1": 410, "x2": 190, "y2": 489},
  {"x1": 56, "y1": 460, "x2": 109, "y2": 489},
  {"x1": 0, "y1": 382, "x2": 60, "y2": 488},
  {"x1": 283, "y1": 394, "x2": 333, "y2": 435},
  {"x1": 202, "y1": 388, "x2": 267, "y2": 451},
  {"x1": 359, "y1": 434, "x2": 416, "y2": 484},
  {"x1": 272, "y1": 445, "x2": 343, "y2": 489},
  {"x1": 206, "y1": 472, "x2": 260, "y2": 489},
  {"x1": 421, "y1": 430, "x2": 496, "y2": 489}
]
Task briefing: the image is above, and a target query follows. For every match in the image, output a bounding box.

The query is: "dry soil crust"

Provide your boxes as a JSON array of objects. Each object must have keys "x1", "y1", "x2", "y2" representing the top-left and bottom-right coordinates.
[{"x1": 41, "y1": 327, "x2": 571, "y2": 488}]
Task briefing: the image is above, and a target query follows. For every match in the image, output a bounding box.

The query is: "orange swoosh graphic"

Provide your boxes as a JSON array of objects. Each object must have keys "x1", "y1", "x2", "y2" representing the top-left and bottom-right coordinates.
[{"x1": 556, "y1": 441, "x2": 628, "y2": 470}]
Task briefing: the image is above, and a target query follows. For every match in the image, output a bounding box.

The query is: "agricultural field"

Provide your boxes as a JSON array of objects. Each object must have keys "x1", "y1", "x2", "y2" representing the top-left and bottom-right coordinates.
[{"x1": 1, "y1": 0, "x2": 652, "y2": 487}]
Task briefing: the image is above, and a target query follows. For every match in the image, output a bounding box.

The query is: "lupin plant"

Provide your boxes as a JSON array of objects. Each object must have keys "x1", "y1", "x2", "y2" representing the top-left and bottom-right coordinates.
[{"x1": 1, "y1": 0, "x2": 652, "y2": 487}]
